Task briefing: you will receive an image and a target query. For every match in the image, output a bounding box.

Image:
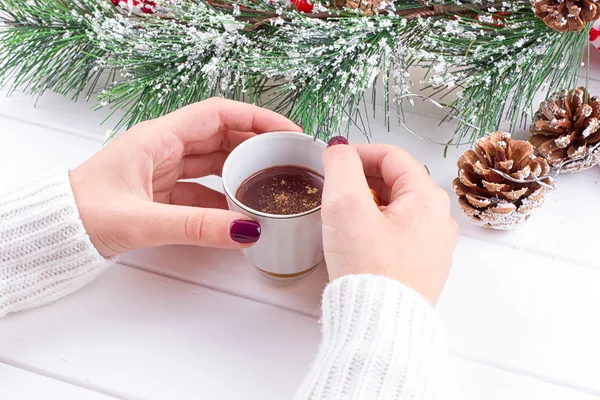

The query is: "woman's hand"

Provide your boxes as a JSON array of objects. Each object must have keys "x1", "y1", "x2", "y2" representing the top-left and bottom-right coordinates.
[
  {"x1": 321, "y1": 142, "x2": 458, "y2": 304},
  {"x1": 70, "y1": 98, "x2": 301, "y2": 257}
]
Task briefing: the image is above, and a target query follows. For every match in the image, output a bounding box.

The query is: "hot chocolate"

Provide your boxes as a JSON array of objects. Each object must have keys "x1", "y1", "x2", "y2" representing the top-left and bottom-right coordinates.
[{"x1": 236, "y1": 165, "x2": 324, "y2": 215}]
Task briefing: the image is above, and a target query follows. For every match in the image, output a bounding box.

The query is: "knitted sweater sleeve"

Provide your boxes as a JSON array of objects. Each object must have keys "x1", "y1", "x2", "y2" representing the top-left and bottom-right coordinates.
[
  {"x1": 0, "y1": 170, "x2": 110, "y2": 318},
  {"x1": 294, "y1": 275, "x2": 447, "y2": 400}
]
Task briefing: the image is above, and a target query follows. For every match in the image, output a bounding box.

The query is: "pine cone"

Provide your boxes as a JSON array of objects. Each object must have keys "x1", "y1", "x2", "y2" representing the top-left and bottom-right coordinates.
[
  {"x1": 530, "y1": 87, "x2": 600, "y2": 173},
  {"x1": 453, "y1": 131, "x2": 553, "y2": 230},
  {"x1": 334, "y1": 0, "x2": 384, "y2": 15},
  {"x1": 533, "y1": 0, "x2": 600, "y2": 32}
]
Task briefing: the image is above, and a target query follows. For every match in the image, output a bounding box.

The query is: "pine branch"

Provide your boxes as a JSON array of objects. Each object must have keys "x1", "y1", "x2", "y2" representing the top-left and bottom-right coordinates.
[
  {"x1": 414, "y1": 4, "x2": 590, "y2": 142},
  {"x1": 0, "y1": 0, "x2": 113, "y2": 99},
  {"x1": 0, "y1": 0, "x2": 591, "y2": 144}
]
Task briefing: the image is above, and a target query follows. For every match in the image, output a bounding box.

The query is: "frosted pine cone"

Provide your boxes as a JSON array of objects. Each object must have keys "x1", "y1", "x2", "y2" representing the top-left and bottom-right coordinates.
[
  {"x1": 530, "y1": 87, "x2": 600, "y2": 173},
  {"x1": 453, "y1": 131, "x2": 553, "y2": 230},
  {"x1": 533, "y1": 0, "x2": 600, "y2": 32}
]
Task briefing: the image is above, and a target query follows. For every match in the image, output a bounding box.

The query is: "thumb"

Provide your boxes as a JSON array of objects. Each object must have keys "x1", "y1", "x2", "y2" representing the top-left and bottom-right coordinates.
[
  {"x1": 322, "y1": 144, "x2": 374, "y2": 207},
  {"x1": 135, "y1": 202, "x2": 261, "y2": 249}
]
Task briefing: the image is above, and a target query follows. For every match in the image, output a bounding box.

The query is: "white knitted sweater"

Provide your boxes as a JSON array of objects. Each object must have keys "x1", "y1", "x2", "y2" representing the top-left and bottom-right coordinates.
[{"x1": 0, "y1": 170, "x2": 447, "y2": 399}]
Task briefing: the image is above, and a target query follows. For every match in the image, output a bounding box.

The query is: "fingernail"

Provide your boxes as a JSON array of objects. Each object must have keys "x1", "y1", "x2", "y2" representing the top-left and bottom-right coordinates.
[
  {"x1": 230, "y1": 220, "x2": 261, "y2": 243},
  {"x1": 327, "y1": 136, "x2": 349, "y2": 147}
]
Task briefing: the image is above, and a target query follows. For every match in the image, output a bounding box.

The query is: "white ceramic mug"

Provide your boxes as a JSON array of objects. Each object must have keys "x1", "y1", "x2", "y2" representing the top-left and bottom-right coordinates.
[{"x1": 222, "y1": 131, "x2": 326, "y2": 279}]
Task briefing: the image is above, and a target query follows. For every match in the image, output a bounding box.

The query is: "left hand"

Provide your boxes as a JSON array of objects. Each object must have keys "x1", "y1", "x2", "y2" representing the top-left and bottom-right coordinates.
[{"x1": 70, "y1": 98, "x2": 301, "y2": 257}]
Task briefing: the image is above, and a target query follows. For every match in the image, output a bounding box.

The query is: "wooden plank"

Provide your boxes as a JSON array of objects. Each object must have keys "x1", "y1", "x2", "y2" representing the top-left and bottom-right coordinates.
[
  {"x1": 118, "y1": 233, "x2": 600, "y2": 393},
  {"x1": 0, "y1": 264, "x2": 596, "y2": 400},
  {"x1": 0, "y1": 88, "x2": 122, "y2": 142},
  {"x1": 0, "y1": 265, "x2": 321, "y2": 400},
  {"x1": 121, "y1": 245, "x2": 326, "y2": 317},
  {"x1": 448, "y1": 358, "x2": 600, "y2": 400},
  {"x1": 0, "y1": 363, "x2": 117, "y2": 400},
  {"x1": 440, "y1": 238, "x2": 600, "y2": 394},
  {"x1": 0, "y1": 116, "x2": 101, "y2": 187}
]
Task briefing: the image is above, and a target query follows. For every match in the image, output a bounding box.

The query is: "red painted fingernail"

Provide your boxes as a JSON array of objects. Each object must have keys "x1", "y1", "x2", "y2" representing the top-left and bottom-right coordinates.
[
  {"x1": 327, "y1": 136, "x2": 349, "y2": 147},
  {"x1": 230, "y1": 220, "x2": 261, "y2": 243}
]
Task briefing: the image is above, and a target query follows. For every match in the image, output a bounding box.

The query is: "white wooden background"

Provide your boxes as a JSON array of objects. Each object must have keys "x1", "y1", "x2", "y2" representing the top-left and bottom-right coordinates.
[{"x1": 1, "y1": 58, "x2": 600, "y2": 400}]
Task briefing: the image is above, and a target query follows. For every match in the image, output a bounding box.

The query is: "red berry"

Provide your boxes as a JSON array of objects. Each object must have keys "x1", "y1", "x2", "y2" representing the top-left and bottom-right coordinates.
[
  {"x1": 291, "y1": 0, "x2": 313, "y2": 13},
  {"x1": 140, "y1": 1, "x2": 155, "y2": 14},
  {"x1": 327, "y1": 136, "x2": 349, "y2": 147},
  {"x1": 134, "y1": 0, "x2": 156, "y2": 13},
  {"x1": 110, "y1": 0, "x2": 155, "y2": 14}
]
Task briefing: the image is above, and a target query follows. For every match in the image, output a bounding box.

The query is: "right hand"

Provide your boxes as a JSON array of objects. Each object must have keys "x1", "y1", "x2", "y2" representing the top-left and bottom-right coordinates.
[{"x1": 321, "y1": 143, "x2": 458, "y2": 304}]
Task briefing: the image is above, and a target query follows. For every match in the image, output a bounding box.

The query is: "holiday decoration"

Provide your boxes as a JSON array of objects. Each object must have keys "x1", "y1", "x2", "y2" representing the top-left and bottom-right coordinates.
[
  {"x1": 292, "y1": 0, "x2": 314, "y2": 13},
  {"x1": 591, "y1": 23, "x2": 600, "y2": 43},
  {"x1": 0, "y1": 0, "x2": 594, "y2": 142},
  {"x1": 453, "y1": 131, "x2": 553, "y2": 230},
  {"x1": 530, "y1": 87, "x2": 600, "y2": 172},
  {"x1": 533, "y1": 0, "x2": 600, "y2": 33},
  {"x1": 334, "y1": 0, "x2": 383, "y2": 16},
  {"x1": 111, "y1": 0, "x2": 156, "y2": 14},
  {"x1": 589, "y1": 19, "x2": 600, "y2": 54}
]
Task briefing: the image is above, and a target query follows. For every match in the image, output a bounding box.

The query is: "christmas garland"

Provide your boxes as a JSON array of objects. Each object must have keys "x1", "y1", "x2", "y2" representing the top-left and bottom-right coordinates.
[{"x1": 0, "y1": 0, "x2": 595, "y2": 143}]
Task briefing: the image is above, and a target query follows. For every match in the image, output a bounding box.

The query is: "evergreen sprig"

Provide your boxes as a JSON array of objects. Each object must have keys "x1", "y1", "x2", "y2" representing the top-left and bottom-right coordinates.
[
  {"x1": 0, "y1": 0, "x2": 591, "y2": 143},
  {"x1": 416, "y1": 3, "x2": 590, "y2": 142},
  {"x1": 0, "y1": 0, "x2": 112, "y2": 100}
]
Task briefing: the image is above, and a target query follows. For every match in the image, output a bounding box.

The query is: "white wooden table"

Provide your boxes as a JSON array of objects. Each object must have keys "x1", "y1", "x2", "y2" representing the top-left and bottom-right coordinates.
[{"x1": 1, "y1": 71, "x2": 600, "y2": 400}]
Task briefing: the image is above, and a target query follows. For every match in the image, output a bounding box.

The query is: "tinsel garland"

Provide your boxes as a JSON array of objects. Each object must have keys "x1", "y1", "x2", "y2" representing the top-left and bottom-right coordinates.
[{"x1": 0, "y1": 0, "x2": 593, "y2": 142}]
